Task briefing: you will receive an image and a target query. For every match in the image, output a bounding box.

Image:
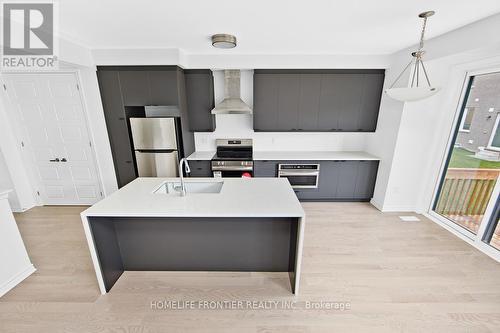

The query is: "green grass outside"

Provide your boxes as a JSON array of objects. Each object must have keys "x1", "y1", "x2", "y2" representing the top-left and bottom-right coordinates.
[{"x1": 448, "y1": 147, "x2": 500, "y2": 169}]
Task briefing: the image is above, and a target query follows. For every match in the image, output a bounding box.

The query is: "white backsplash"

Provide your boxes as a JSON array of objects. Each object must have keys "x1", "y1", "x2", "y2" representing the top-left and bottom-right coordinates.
[{"x1": 193, "y1": 69, "x2": 371, "y2": 152}]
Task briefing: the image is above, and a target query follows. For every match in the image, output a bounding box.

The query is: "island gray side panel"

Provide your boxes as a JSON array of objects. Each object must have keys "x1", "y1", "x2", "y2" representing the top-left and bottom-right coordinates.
[
  {"x1": 113, "y1": 217, "x2": 296, "y2": 272},
  {"x1": 288, "y1": 221, "x2": 298, "y2": 271},
  {"x1": 88, "y1": 217, "x2": 124, "y2": 292}
]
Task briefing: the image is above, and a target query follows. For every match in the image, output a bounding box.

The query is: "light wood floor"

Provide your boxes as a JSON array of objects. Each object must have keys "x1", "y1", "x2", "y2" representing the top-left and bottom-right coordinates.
[{"x1": 1, "y1": 203, "x2": 500, "y2": 332}]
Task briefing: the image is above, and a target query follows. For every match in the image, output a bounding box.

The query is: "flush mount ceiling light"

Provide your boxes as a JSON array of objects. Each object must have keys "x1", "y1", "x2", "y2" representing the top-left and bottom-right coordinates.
[
  {"x1": 386, "y1": 11, "x2": 440, "y2": 102},
  {"x1": 211, "y1": 34, "x2": 237, "y2": 49}
]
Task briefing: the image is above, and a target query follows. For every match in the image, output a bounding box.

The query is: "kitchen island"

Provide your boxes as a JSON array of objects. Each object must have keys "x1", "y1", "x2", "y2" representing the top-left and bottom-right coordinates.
[{"x1": 81, "y1": 178, "x2": 305, "y2": 295}]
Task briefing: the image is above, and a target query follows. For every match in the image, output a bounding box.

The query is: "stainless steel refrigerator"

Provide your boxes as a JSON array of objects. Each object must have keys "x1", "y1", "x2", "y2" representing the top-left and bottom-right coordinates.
[{"x1": 130, "y1": 117, "x2": 179, "y2": 177}]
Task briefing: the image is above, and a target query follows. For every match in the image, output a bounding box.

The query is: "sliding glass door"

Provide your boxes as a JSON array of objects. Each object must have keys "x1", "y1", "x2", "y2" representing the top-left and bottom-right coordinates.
[
  {"x1": 433, "y1": 71, "x2": 500, "y2": 251},
  {"x1": 482, "y1": 199, "x2": 500, "y2": 250}
]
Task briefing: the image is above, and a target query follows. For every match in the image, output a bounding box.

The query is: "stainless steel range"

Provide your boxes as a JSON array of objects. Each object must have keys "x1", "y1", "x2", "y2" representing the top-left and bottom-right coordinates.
[{"x1": 211, "y1": 139, "x2": 253, "y2": 177}]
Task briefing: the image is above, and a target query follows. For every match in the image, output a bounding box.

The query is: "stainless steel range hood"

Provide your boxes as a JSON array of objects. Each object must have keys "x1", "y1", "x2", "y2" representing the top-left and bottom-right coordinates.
[{"x1": 211, "y1": 70, "x2": 252, "y2": 115}]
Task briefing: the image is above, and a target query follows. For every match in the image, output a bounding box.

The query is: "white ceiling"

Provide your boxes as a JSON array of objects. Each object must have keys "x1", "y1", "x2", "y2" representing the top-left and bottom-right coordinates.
[{"x1": 60, "y1": 0, "x2": 500, "y2": 55}]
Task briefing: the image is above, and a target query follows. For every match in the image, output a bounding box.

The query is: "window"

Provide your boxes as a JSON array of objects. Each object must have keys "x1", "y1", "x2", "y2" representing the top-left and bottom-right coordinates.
[
  {"x1": 459, "y1": 107, "x2": 475, "y2": 132},
  {"x1": 488, "y1": 114, "x2": 500, "y2": 151}
]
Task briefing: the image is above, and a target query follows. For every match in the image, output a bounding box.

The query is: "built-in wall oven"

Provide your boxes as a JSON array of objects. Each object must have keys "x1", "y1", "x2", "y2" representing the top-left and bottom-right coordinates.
[{"x1": 278, "y1": 164, "x2": 320, "y2": 188}]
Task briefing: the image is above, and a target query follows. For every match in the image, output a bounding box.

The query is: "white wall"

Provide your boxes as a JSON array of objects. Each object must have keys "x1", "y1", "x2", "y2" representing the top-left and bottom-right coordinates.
[
  {"x1": 76, "y1": 67, "x2": 118, "y2": 195},
  {"x1": 91, "y1": 49, "x2": 390, "y2": 70},
  {"x1": 0, "y1": 91, "x2": 37, "y2": 211},
  {"x1": 194, "y1": 70, "x2": 371, "y2": 152},
  {"x1": 0, "y1": 149, "x2": 21, "y2": 210},
  {"x1": 371, "y1": 12, "x2": 500, "y2": 212}
]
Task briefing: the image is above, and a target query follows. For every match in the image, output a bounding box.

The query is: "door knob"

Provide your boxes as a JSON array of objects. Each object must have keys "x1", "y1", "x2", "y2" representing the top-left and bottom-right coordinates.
[
  {"x1": 49, "y1": 158, "x2": 60, "y2": 162},
  {"x1": 61, "y1": 158, "x2": 67, "y2": 162}
]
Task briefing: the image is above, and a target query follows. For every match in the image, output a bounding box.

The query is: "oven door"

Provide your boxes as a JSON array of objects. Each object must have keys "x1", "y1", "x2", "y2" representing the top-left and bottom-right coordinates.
[
  {"x1": 278, "y1": 171, "x2": 319, "y2": 188},
  {"x1": 213, "y1": 170, "x2": 254, "y2": 178}
]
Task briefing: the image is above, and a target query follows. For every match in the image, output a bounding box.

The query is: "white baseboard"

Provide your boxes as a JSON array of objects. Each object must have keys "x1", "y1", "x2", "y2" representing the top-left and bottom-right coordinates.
[
  {"x1": 369, "y1": 198, "x2": 417, "y2": 213},
  {"x1": 380, "y1": 205, "x2": 417, "y2": 213},
  {"x1": 0, "y1": 264, "x2": 36, "y2": 298},
  {"x1": 369, "y1": 198, "x2": 383, "y2": 211}
]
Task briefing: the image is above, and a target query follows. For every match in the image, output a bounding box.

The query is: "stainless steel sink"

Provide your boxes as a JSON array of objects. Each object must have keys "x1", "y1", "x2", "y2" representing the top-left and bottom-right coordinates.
[{"x1": 154, "y1": 180, "x2": 224, "y2": 195}]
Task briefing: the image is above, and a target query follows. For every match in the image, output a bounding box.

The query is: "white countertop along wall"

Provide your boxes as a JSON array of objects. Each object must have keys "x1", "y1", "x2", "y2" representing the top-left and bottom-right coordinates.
[
  {"x1": 253, "y1": 151, "x2": 379, "y2": 161},
  {"x1": 187, "y1": 150, "x2": 379, "y2": 161}
]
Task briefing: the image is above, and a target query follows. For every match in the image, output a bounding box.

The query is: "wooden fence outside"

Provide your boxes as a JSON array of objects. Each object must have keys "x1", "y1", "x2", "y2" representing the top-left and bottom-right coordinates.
[{"x1": 435, "y1": 168, "x2": 500, "y2": 217}]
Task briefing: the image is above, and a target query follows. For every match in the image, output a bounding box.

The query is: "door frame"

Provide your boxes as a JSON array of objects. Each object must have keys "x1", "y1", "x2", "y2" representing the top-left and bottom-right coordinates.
[
  {"x1": 427, "y1": 65, "x2": 500, "y2": 262},
  {"x1": 0, "y1": 70, "x2": 104, "y2": 206}
]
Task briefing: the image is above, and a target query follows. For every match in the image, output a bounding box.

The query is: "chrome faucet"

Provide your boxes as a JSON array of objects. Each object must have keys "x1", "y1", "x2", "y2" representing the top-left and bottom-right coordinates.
[{"x1": 179, "y1": 158, "x2": 191, "y2": 196}]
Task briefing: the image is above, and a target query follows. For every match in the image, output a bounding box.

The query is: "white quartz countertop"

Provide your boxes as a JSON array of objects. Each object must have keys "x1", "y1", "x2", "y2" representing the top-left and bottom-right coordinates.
[
  {"x1": 82, "y1": 178, "x2": 304, "y2": 218},
  {"x1": 186, "y1": 151, "x2": 215, "y2": 160},
  {"x1": 253, "y1": 151, "x2": 379, "y2": 161}
]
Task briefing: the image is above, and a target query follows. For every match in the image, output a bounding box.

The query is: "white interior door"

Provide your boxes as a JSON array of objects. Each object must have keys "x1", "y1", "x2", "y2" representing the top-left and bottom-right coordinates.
[{"x1": 2, "y1": 73, "x2": 102, "y2": 205}]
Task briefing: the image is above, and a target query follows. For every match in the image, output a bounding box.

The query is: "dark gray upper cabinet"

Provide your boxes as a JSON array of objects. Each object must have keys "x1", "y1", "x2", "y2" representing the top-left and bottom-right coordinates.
[
  {"x1": 184, "y1": 70, "x2": 215, "y2": 132},
  {"x1": 148, "y1": 70, "x2": 179, "y2": 105},
  {"x1": 253, "y1": 74, "x2": 279, "y2": 131},
  {"x1": 358, "y1": 73, "x2": 385, "y2": 131},
  {"x1": 335, "y1": 74, "x2": 365, "y2": 131},
  {"x1": 253, "y1": 69, "x2": 385, "y2": 132},
  {"x1": 119, "y1": 71, "x2": 151, "y2": 106},
  {"x1": 297, "y1": 74, "x2": 321, "y2": 131},
  {"x1": 276, "y1": 74, "x2": 300, "y2": 130},
  {"x1": 317, "y1": 74, "x2": 342, "y2": 131}
]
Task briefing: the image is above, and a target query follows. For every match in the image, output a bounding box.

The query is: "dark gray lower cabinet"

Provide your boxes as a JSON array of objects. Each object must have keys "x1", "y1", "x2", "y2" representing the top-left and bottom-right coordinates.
[
  {"x1": 253, "y1": 161, "x2": 278, "y2": 177},
  {"x1": 254, "y1": 160, "x2": 379, "y2": 201},
  {"x1": 188, "y1": 160, "x2": 212, "y2": 177},
  {"x1": 354, "y1": 161, "x2": 379, "y2": 199}
]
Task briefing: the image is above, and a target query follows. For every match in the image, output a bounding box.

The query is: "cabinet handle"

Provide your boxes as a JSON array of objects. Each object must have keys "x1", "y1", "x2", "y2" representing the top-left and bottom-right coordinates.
[
  {"x1": 49, "y1": 158, "x2": 60, "y2": 162},
  {"x1": 125, "y1": 160, "x2": 132, "y2": 164}
]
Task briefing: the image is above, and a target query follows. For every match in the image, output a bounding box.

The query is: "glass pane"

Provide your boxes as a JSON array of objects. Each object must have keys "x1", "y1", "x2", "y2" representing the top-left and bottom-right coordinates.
[
  {"x1": 434, "y1": 73, "x2": 500, "y2": 234},
  {"x1": 491, "y1": 115, "x2": 500, "y2": 148},
  {"x1": 461, "y1": 107, "x2": 475, "y2": 130},
  {"x1": 284, "y1": 176, "x2": 317, "y2": 186},
  {"x1": 488, "y1": 207, "x2": 500, "y2": 250}
]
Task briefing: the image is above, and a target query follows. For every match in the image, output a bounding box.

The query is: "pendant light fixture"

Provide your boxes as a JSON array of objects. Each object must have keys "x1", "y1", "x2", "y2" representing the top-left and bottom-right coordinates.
[{"x1": 385, "y1": 11, "x2": 440, "y2": 102}]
